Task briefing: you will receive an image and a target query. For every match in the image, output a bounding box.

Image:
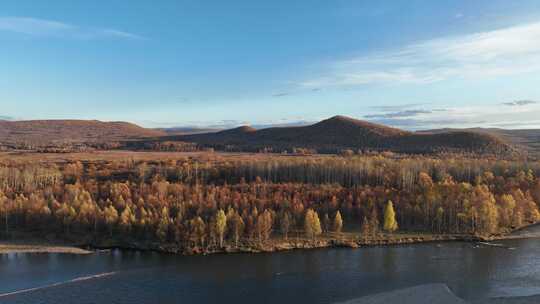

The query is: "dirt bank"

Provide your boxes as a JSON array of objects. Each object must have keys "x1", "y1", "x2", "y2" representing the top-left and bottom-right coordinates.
[{"x1": 0, "y1": 240, "x2": 92, "y2": 255}]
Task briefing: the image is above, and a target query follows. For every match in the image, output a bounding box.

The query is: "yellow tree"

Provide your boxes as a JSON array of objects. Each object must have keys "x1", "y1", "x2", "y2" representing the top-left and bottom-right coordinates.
[
  {"x1": 499, "y1": 194, "x2": 516, "y2": 228},
  {"x1": 383, "y1": 200, "x2": 398, "y2": 232},
  {"x1": 119, "y1": 205, "x2": 136, "y2": 234},
  {"x1": 215, "y1": 209, "x2": 227, "y2": 247},
  {"x1": 333, "y1": 211, "x2": 343, "y2": 234},
  {"x1": 304, "y1": 209, "x2": 322, "y2": 239},
  {"x1": 103, "y1": 205, "x2": 119, "y2": 237}
]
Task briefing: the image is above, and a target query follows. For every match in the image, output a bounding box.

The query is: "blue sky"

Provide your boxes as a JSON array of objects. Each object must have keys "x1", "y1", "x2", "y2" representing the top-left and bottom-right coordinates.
[{"x1": 2, "y1": 1, "x2": 540, "y2": 129}]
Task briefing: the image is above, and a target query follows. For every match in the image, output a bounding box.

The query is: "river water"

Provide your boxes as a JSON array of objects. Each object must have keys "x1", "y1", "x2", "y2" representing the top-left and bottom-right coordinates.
[{"x1": 1, "y1": 235, "x2": 540, "y2": 303}]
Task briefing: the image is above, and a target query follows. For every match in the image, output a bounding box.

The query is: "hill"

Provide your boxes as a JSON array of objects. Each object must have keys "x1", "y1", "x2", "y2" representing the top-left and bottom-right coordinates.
[
  {"x1": 420, "y1": 127, "x2": 540, "y2": 157},
  {"x1": 0, "y1": 119, "x2": 165, "y2": 149},
  {"x1": 163, "y1": 116, "x2": 515, "y2": 156}
]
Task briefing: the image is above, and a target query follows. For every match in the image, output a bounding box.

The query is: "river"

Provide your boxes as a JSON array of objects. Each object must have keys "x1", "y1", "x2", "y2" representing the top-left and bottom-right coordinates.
[{"x1": 1, "y1": 231, "x2": 540, "y2": 303}]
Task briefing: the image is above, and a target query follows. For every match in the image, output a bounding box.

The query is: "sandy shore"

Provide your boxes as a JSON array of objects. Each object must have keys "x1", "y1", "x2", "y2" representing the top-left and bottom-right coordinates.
[
  {"x1": 472, "y1": 295, "x2": 540, "y2": 304},
  {"x1": 336, "y1": 284, "x2": 540, "y2": 304},
  {"x1": 0, "y1": 241, "x2": 93, "y2": 255},
  {"x1": 336, "y1": 284, "x2": 466, "y2": 304}
]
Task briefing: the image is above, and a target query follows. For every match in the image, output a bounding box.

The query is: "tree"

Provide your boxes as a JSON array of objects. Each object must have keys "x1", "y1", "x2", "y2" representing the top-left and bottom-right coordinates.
[
  {"x1": 156, "y1": 207, "x2": 170, "y2": 242},
  {"x1": 304, "y1": 209, "x2": 322, "y2": 239},
  {"x1": 0, "y1": 191, "x2": 9, "y2": 235},
  {"x1": 280, "y1": 211, "x2": 292, "y2": 240},
  {"x1": 332, "y1": 211, "x2": 343, "y2": 234},
  {"x1": 215, "y1": 209, "x2": 227, "y2": 247},
  {"x1": 383, "y1": 200, "x2": 398, "y2": 232},
  {"x1": 323, "y1": 213, "x2": 330, "y2": 233},
  {"x1": 369, "y1": 208, "x2": 380, "y2": 235},
  {"x1": 229, "y1": 211, "x2": 244, "y2": 246},
  {"x1": 119, "y1": 205, "x2": 136, "y2": 233},
  {"x1": 435, "y1": 206, "x2": 444, "y2": 233},
  {"x1": 360, "y1": 216, "x2": 371, "y2": 237},
  {"x1": 499, "y1": 194, "x2": 516, "y2": 228},
  {"x1": 474, "y1": 186, "x2": 498, "y2": 235},
  {"x1": 189, "y1": 216, "x2": 206, "y2": 247},
  {"x1": 103, "y1": 205, "x2": 119, "y2": 237},
  {"x1": 255, "y1": 210, "x2": 273, "y2": 243},
  {"x1": 56, "y1": 203, "x2": 77, "y2": 234}
]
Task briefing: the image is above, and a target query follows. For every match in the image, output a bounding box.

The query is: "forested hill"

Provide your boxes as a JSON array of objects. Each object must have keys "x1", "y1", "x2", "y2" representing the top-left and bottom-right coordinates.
[
  {"x1": 0, "y1": 116, "x2": 519, "y2": 156},
  {"x1": 160, "y1": 116, "x2": 516, "y2": 156},
  {"x1": 0, "y1": 120, "x2": 165, "y2": 149},
  {"x1": 420, "y1": 127, "x2": 540, "y2": 157}
]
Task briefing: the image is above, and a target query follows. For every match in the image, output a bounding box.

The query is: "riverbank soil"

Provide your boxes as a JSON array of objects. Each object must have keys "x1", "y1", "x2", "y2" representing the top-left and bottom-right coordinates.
[{"x1": 0, "y1": 238, "x2": 92, "y2": 254}]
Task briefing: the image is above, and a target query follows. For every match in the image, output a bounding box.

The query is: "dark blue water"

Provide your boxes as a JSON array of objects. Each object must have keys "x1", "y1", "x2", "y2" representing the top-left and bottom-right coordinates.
[{"x1": 1, "y1": 238, "x2": 540, "y2": 304}]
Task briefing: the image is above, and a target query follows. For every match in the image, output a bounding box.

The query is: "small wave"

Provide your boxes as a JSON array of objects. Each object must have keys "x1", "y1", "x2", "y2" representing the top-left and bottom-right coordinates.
[{"x1": 0, "y1": 272, "x2": 116, "y2": 298}]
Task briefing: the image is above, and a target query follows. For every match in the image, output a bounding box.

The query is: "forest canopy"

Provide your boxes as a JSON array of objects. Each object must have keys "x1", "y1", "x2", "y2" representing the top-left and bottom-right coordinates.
[{"x1": 1, "y1": 152, "x2": 539, "y2": 252}]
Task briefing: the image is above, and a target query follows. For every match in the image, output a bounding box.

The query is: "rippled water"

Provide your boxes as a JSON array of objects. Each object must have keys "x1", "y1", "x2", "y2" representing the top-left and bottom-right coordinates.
[{"x1": 1, "y1": 236, "x2": 540, "y2": 304}]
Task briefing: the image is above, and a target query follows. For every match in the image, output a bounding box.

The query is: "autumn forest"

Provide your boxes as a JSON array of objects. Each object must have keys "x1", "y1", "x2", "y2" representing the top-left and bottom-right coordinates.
[{"x1": 0, "y1": 151, "x2": 538, "y2": 254}]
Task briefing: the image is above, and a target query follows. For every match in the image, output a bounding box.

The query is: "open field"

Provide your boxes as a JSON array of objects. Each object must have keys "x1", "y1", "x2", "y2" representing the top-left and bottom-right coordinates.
[{"x1": 0, "y1": 150, "x2": 333, "y2": 164}]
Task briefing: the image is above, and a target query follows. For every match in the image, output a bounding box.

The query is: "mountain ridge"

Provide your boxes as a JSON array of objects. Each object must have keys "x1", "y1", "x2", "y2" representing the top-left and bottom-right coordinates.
[
  {"x1": 169, "y1": 115, "x2": 515, "y2": 155},
  {"x1": 0, "y1": 116, "x2": 520, "y2": 156},
  {"x1": 0, "y1": 119, "x2": 165, "y2": 148}
]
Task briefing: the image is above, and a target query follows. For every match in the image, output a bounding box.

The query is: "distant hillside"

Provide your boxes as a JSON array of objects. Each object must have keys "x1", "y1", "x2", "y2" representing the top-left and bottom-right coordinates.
[
  {"x1": 420, "y1": 127, "x2": 540, "y2": 156},
  {"x1": 0, "y1": 117, "x2": 522, "y2": 156},
  {"x1": 163, "y1": 116, "x2": 516, "y2": 156},
  {"x1": 156, "y1": 127, "x2": 222, "y2": 135},
  {"x1": 0, "y1": 120, "x2": 165, "y2": 148}
]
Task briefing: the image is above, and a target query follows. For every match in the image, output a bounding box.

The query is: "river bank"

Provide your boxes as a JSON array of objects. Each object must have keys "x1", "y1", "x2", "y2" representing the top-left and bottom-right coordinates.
[
  {"x1": 0, "y1": 240, "x2": 93, "y2": 255},
  {"x1": 76, "y1": 232, "x2": 489, "y2": 255},
  {"x1": 2, "y1": 223, "x2": 539, "y2": 255}
]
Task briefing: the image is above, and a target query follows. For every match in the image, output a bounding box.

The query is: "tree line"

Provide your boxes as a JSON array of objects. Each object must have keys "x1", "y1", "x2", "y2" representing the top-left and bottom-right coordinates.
[{"x1": 0, "y1": 154, "x2": 539, "y2": 250}]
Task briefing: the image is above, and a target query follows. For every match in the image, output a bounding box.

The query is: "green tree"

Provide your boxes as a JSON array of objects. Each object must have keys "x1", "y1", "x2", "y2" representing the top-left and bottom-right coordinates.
[{"x1": 383, "y1": 200, "x2": 398, "y2": 232}]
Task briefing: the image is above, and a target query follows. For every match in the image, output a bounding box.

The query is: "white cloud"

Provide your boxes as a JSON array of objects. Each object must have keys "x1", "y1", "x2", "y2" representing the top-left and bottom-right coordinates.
[
  {"x1": 0, "y1": 17, "x2": 144, "y2": 40},
  {"x1": 362, "y1": 100, "x2": 540, "y2": 130},
  {"x1": 301, "y1": 22, "x2": 540, "y2": 88}
]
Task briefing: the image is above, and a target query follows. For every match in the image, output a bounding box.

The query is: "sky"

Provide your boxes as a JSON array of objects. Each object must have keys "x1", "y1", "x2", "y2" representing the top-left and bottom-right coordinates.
[{"x1": 2, "y1": 0, "x2": 540, "y2": 130}]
